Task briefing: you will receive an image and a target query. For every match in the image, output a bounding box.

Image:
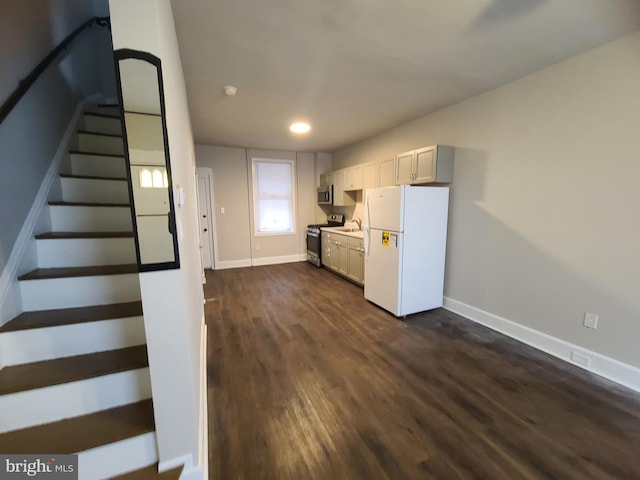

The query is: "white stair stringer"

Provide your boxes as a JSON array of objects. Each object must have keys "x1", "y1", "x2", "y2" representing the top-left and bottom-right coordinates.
[
  {"x1": 50, "y1": 205, "x2": 133, "y2": 232},
  {"x1": 61, "y1": 177, "x2": 129, "y2": 204},
  {"x1": 70, "y1": 153, "x2": 126, "y2": 178},
  {"x1": 0, "y1": 368, "x2": 152, "y2": 434},
  {"x1": 77, "y1": 132, "x2": 125, "y2": 155},
  {"x1": 0, "y1": 316, "x2": 145, "y2": 367},
  {"x1": 21, "y1": 274, "x2": 141, "y2": 311},
  {"x1": 83, "y1": 114, "x2": 122, "y2": 136},
  {"x1": 78, "y1": 432, "x2": 158, "y2": 480},
  {"x1": 37, "y1": 237, "x2": 136, "y2": 268}
]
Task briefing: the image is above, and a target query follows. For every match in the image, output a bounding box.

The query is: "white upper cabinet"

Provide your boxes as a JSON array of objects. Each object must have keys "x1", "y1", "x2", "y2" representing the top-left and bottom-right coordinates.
[
  {"x1": 378, "y1": 158, "x2": 396, "y2": 187},
  {"x1": 396, "y1": 151, "x2": 414, "y2": 185},
  {"x1": 363, "y1": 162, "x2": 378, "y2": 191},
  {"x1": 333, "y1": 169, "x2": 355, "y2": 206},
  {"x1": 343, "y1": 164, "x2": 363, "y2": 191},
  {"x1": 395, "y1": 145, "x2": 454, "y2": 185}
]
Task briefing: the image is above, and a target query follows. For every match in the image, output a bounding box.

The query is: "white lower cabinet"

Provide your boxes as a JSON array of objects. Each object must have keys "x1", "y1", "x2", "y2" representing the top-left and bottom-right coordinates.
[
  {"x1": 323, "y1": 231, "x2": 364, "y2": 286},
  {"x1": 321, "y1": 231, "x2": 331, "y2": 266},
  {"x1": 347, "y1": 237, "x2": 364, "y2": 285}
]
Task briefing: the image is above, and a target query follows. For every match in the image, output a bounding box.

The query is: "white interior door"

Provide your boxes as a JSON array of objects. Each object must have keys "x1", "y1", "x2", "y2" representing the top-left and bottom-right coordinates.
[{"x1": 196, "y1": 173, "x2": 214, "y2": 269}]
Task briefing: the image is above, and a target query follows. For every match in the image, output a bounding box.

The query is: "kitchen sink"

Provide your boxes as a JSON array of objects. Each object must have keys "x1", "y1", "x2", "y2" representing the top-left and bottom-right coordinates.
[{"x1": 335, "y1": 227, "x2": 362, "y2": 232}]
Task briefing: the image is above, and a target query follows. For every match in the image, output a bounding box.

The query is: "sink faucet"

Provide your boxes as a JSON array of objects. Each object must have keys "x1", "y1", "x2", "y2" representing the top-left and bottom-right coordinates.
[{"x1": 352, "y1": 217, "x2": 362, "y2": 230}]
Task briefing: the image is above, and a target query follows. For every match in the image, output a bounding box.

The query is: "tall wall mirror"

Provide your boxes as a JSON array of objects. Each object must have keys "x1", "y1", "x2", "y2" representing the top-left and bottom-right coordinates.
[{"x1": 114, "y1": 49, "x2": 180, "y2": 271}]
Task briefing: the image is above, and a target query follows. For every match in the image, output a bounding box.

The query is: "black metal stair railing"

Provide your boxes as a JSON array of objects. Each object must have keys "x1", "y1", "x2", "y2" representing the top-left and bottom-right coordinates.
[{"x1": 0, "y1": 16, "x2": 111, "y2": 126}]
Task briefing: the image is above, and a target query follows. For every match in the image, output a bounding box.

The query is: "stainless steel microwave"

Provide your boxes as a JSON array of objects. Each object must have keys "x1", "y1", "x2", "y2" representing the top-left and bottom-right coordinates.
[{"x1": 317, "y1": 185, "x2": 333, "y2": 205}]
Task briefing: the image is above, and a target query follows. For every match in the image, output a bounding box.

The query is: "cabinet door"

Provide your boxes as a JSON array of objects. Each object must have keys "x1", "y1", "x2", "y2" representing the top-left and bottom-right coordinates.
[
  {"x1": 378, "y1": 158, "x2": 395, "y2": 187},
  {"x1": 347, "y1": 244, "x2": 364, "y2": 284},
  {"x1": 414, "y1": 146, "x2": 436, "y2": 184},
  {"x1": 343, "y1": 168, "x2": 354, "y2": 191},
  {"x1": 347, "y1": 245, "x2": 360, "y2": 282},
  {"x1": 351, "y1": 164, "x2": 363, "y2": 190},
  {"x1": 329, "y1": 236, "x2": 340, "y2": 271},
  {"x1": 333, "y1": 169, "x2": 345, "y2": 204},
  {"x1": 321, "y1": 232, "x2": 331, "y2": 266},
  {"x1": 338, "y1": 242, "x2": 349, "y2": 275},
  {"x1": 395, "y1": 151, "x2": 414, "y2": 185},
  {"x1": 332, "y1": 170, "x2": 355, "y2": 206},
  {"x1": 364, "y1": 162, "x2": 377, "y2": 191}
]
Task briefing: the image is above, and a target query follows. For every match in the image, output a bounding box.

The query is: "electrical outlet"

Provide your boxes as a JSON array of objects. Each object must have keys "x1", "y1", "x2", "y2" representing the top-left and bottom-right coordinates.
[{"x1": 583, "y1": 312, "x2": 598, "y2": 330}]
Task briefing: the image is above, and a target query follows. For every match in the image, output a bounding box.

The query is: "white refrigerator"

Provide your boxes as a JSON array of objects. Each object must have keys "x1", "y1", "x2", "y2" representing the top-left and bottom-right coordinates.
[{"x1": 363, "y1": 185, "x2": 449, "y2": 317}]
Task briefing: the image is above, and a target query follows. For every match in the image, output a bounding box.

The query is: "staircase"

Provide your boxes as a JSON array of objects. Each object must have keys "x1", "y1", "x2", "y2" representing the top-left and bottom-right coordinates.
[{"x1": 0, "y1": 106, "x2": 181, "y2": 479}]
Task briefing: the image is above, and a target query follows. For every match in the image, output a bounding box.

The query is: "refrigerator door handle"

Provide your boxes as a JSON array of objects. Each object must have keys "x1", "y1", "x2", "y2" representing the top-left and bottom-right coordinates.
[
  {"x1": 364, "y1": 226, "x2": 370, "y2": 260},
  {"x1": 364, "y1": 194, "x2": 371, "y2": 260}
]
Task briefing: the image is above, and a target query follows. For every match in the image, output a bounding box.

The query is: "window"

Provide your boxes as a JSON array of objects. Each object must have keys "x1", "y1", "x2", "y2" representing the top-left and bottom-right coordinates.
[
  {"x1": 252, "y1": 158, "x2": 296, "y2": 235},
  {"x1": 139, "y1": 168, "x2": 168, "y2": 188}
]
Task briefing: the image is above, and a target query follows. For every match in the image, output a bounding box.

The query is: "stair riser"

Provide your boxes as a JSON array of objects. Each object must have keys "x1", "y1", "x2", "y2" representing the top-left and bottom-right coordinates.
[
  {"x1": 37, "y1": 238, "x2": 136, "y2": 268},
  {"x1": 84, "y1": 116, "x2": 122, "y2": 136},
  {"x1": 96, "y1": 105, "x2": 121, "y2": 116},
  {"x1": 78, "y1": 133, "x2": 124, "y2": 155},
  {"x1": 79, "y1": 432, "x2": 158, "y2": 480},
  {"x1": 20, "y1": 274, "x2": 141, "y2": 311},
  {"x1": 70, "y1": 154, "x2": 127, "y2": 178},
  {"x1": 0, "y1": 316, "x2": 145, "y2": 367},
  {"x1": 50, "y1": 206, "x2": 133, "y2": 232},
  {"x1": 61, "y1": 177, "x2": 130, "y2": 204},
  {"x1": 0, "y1": 368, "x2": 151, "y2": 434}
]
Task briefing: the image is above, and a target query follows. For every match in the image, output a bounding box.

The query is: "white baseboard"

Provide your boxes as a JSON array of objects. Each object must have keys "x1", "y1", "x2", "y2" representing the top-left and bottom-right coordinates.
[
  {"x1": 0, "y1": 95, "x2": 98, "y2": 325},
  {"x1": 159, "y1": 454, "x2": 193, "y2": 476},
  {"x1": 215, "y1": 259, "x2": 252, "y2": 270},
  {"x1": 251, "y1": 254, "x2": 306, "y2": 267},
  {"x1": 216, "y1": 254, "x2": 306, "y2": 270},
  {"x1": 443, "y1": 296, "x2": 640, "y2": 393}
]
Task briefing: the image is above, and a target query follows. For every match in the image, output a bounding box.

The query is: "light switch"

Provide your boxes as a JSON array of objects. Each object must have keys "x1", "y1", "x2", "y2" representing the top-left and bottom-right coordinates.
[{"x1": 220, "y1": 207, "x2": 225, "y2": 214}]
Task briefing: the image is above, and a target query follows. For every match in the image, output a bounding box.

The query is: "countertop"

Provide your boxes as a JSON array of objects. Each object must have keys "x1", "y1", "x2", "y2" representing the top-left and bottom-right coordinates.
[{"x1": 321, "y1": 226, "x2": 364, "y2": 239}]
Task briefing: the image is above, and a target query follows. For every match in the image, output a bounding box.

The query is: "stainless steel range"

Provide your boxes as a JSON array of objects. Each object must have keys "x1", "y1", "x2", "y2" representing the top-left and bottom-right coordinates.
[{"x1": 306, "y1": 214, "x2": 344, "y2": 267}]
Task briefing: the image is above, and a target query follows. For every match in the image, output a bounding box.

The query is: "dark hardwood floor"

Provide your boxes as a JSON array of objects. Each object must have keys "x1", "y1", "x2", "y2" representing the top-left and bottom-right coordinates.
[{"x1": 204, "y1": 262, "x2": 640, "y2": 480}]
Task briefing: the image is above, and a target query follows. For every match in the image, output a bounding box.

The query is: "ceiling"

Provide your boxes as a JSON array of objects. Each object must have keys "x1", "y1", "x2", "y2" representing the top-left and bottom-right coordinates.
[{"x1": 170, "y1": 0, "x2": 640, "y2": 152}]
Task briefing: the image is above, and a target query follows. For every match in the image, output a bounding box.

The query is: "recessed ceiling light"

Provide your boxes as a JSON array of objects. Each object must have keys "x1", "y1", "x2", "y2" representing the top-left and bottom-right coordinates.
[{"x1": 290, "y1": 122, "x2": 311, "y2": 134}]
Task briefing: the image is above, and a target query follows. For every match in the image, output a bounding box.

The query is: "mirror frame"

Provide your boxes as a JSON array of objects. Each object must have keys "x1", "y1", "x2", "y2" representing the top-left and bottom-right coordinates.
[{"x1": 114, "y1": 48, "x2": 180, "y2": 272}]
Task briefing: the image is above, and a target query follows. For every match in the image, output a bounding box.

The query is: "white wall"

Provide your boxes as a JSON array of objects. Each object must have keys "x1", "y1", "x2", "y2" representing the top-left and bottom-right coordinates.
[
  {"x1": 195, "y1": 145, "x2": 252, "y2": 267},
  {"x1": 195, "y1": 144, "x2": 318, "y2": 268},
  {"x1": 0, "y1": 0, "x2": 114, "y2": 275},
  {"x1": 110, "y1": 0, "x2": 206, "y2": 477},
  {"x1": 333, "y1": 31, "x2": 640, "y2": 371}
]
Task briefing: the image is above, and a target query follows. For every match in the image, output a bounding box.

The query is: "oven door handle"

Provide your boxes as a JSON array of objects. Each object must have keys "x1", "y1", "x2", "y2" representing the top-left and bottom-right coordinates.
[{"x1": 307, "y1": 231, "x2": 320, "y2": 238}]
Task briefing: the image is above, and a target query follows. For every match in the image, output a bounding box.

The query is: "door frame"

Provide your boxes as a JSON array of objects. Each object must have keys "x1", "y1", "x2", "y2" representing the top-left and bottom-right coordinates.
[{"x1": 196, "y1": 167, "x2": 217, "y2": 270}]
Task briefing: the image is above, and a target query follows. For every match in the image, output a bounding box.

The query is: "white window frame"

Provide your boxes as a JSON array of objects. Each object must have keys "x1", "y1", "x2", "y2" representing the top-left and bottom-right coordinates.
[{"x1": 251, "y1": 157, "x2": 297, "y2": 236}]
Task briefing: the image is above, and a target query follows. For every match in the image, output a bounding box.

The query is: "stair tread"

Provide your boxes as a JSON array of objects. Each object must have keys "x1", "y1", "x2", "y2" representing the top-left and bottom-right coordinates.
[
  {"x1": 60, "y1": 173, "x2": 127, "y2": 181},
  {"x1": 0, "y1": 345, "x2": 148, "y2": 395},
  {"x1": 69, "y1": 150, "x2": 125, "y2": 159},
  {"x1": 0, "y1": 301, "x2": 143, "y2": 333},
  {"x1": 49, "y1": 200, "x2": 130, "y2": 207},
  {"x1": 19, "y1": 264, "x2": 138, "y2": 281},
  {"x1": 77, "y1": 130, "x2": 123, "y2": 138},
  {"x1": 0, "y1": 399, "x2": 154, "y2": 454},
  {"x1": 35, "y1": 231, "x2": 134, "y2": 240},
  {"x1": 113, "y1": 464, "x2": 183, "y2": 480}
]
